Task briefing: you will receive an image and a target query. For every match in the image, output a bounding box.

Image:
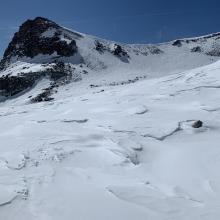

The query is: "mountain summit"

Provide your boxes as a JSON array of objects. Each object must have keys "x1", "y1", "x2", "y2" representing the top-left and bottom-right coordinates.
[
  {"x1": 0, "y1": 17, "x2": 80, "y2": 70},
  {"x1": 0, "y1": 17, "x2": 220, "y2": 102}
]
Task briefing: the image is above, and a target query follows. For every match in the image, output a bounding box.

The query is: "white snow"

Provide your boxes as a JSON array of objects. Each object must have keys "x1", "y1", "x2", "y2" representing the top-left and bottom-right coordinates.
[
  {"x1": 0, "y1": 57, "x2": 220, "y2": 219},
  {"x1": 41, "y1": 28, "x2": 56, "y2": 38},
  {"x1": 1, "y1": 28, "x2": 220, "y2": 219}
]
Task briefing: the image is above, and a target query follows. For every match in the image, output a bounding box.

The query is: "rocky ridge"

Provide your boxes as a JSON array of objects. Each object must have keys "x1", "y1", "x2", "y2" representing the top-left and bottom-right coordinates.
[{"x1": 1, "y1": 17, "x2": 220, "y2": 102}]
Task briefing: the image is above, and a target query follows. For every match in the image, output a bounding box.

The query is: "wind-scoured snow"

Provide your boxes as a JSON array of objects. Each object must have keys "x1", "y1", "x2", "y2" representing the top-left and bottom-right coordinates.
[
  {"x1": 1, "y1": 17, "x2": 220, "y2": 219},
  {"x1": 0, "y1": 57, "x2": 220, "y2": 219}
]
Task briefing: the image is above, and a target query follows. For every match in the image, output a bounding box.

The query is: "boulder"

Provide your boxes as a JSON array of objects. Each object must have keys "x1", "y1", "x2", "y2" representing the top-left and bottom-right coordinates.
[{"x1": 192, "y1": 120, "x2": 203, "y2": 128}]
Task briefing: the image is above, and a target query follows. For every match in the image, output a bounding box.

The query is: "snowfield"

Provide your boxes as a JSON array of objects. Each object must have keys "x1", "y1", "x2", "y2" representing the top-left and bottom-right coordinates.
[
  {"x1": 1, "y1": 17, "x2": 220, "y2": 219},
  {"x1": 1, "y1": 57, "x2": 220, "y2": 219}
]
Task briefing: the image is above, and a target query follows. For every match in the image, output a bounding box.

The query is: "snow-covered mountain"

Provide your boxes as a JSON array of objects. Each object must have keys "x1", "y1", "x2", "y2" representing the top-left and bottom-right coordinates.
[
  {"x1": 1, "y1": 17, "x2": 220, "y2": 102},
  {"x1": 1, "y1": 17, "x2": 220, "y2": 220}
]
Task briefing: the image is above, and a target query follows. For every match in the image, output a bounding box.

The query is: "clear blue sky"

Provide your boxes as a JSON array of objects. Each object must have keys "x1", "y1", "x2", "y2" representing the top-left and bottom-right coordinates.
[{"x1": 0, "y1": 0, "x2": 220, "y2": 56}]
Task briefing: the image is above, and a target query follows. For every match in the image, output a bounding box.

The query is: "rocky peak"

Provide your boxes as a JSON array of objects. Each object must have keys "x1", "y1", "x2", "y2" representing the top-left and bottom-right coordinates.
[
  {"x1": 19, "y1": 17, "x2": 59, "y2": 34},
  {"x1": 0, "y1": 17, "x2": 78, "y2": 70}
]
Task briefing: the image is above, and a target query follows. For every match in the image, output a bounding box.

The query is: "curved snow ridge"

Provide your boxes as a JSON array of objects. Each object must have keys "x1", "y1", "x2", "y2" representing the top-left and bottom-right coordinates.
[
  {"x1": 0, "y1": 189, "x2": 17, "y2": 207},
  {"x1": 142, "y1": 120, "x2": 208, "y2": 141},
  {"x1": 0, "y1": 153, "x2": 27, "y2": 171},
  {"x1": 107, "y1": 184, "x2": 204, "y2": 215}
]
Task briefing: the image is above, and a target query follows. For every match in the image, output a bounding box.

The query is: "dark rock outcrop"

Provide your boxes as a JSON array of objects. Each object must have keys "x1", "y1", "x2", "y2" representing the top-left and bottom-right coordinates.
[
  {"x1": 94, "y1": 41, "x2": 130, "y2": 62},
  {"x1": 111, "y1": 44, "x2": 130, "y2": 63},
  {"x1": 0, "y1": 17, "x2": 78, "y2": 70},
  {"x1": 149, "y1": 46, "x2": 164, "y2": 55},
  {"x1": 206, "y1": 48, "x2": 220, "y2": 57},
  {"x1": 172, "y1": 40, "x2": 182, "y2": 47},
  {"x1": 0, "y1": 73, "x2": 41, "y2": 97},
  {"x1": 112, "y1": 44, "x2": 127, "y2": 57},
  {"x1": 95, "y1": 40, "x2": 105, "y2": 53},
  {"x1": 0, "y1": 17, "x2": 83, "y2": 101},
  {"x1": 191, "y1": 46, "x2": 202, "y2": 53},
  {"x1": 0, "y1": 61, "x2": 76, "y2": 100}
]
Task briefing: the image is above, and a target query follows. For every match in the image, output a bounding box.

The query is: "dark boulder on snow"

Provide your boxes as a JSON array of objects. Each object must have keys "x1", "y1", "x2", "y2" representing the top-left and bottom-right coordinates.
[
  {"x1": 192, "y1": 120, "x2": 203, "y2": 128},
  {"x1": 31, "y1": 86, "x2": 55, "y2": 103},
  {"x1": 148, "y1": 46, "x2": 164, "y2": 55}
]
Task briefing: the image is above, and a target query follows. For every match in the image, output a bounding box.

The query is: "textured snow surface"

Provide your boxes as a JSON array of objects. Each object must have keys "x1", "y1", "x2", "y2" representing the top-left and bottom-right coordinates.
[{"x1": 0, "y1": 58, "x2": 220, "y2": 219}]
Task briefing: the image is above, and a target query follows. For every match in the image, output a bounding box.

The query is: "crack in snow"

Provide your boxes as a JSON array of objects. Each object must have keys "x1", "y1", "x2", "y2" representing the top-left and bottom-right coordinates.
[
  {"x1": 0, "y1": 196, "x2": 17, "y2": 207},
  {"x1": 142, "y1": 120, "x2": 198, "y2": 141},
  {"x1": 61, "y1": 119, "x2": 89, "y2": 123},
  {"x1": 170, "y1": 85, "x2": 220, "y2": 96}
]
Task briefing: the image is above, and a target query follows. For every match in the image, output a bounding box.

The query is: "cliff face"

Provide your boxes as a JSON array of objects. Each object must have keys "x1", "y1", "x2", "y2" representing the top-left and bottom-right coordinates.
[
  {"x1": 0, "y1": 17, "x2": 83, "y2": 100},
  {"x1": 0, "y1": 17, "x2": 78, "y2": 70}
]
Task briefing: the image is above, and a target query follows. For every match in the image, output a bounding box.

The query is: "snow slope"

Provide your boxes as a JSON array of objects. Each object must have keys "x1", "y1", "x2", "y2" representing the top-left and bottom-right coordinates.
[{"x1": 1, "y1": 57, "x2": 220, "y2": 219}]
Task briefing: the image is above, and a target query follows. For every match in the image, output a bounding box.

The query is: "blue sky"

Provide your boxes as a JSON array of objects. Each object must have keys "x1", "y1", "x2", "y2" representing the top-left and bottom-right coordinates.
[{"x1": 0, "y1": 0, "x2": 220, "y2": 56}]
